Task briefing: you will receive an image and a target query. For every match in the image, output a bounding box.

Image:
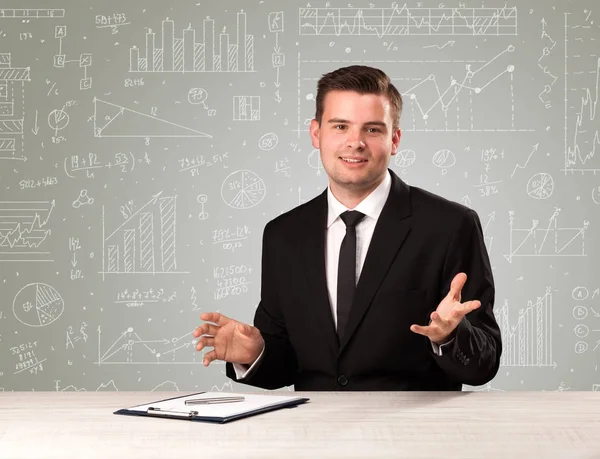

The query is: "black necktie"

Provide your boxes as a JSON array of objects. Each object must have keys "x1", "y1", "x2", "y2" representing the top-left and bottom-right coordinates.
[{"x1": 337, "y1": 210, "x2": 366, "y2": 339}]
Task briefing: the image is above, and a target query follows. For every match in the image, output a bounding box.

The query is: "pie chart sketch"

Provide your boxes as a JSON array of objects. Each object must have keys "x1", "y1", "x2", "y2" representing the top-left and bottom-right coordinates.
[
  {"x1": 432, "y1": 149, "x2": 456, "y2": 168},
  {"x1": 527, "y1": 173, "x2": 554, "y2": 200},
  {"x1": 13, "y1": 283, "x2": 64, "y2": 327},
  {"x1": 48, "y1": 109, "x2": 69, "y2": 131},
  {"x1": 221, "y1": 170, "x2": 266, "y2": 209},
  {"x1": 395, "y1": 149, "x2": 416, "y2": 168}
]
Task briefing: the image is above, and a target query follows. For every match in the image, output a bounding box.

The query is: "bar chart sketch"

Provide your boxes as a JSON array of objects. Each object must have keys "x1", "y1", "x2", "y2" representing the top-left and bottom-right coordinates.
[
  {"x1": 496, "y1": 287, "x2": 554, "y2": 368},
  {"x1": 101, "y1": 192, "x2": 188, "y2": 278},
  {"x1": 95, "y1": 326, "x2": 202, "y2": 365},
  {"x1": 0, "y1": 53, "x2": 30, "y2": 162},
  {"x1": 504, "y1": 208, "x2": 589, "y2": 263},
  {"x1": 299, "y1": 6, "x2": 518, "y2": 36},
  {"x1": 0, "y1": 199, "x2": 54, "y2": 262},
  {"x1": 129, "y1": 12, "x2": 255, "y2": 73},
  {"x1": 93, "y1": 98, "x2": 211, "y2": 138},
  {"x1": 233, "y1": 96, "x2": 260, "y2": 121},
  {"x1": 563, "y1": 12, "x2": 600, "y2": 173}
]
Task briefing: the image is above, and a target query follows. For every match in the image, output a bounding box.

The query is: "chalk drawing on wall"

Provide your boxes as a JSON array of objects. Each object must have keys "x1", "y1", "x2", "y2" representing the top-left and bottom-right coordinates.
[
  {"x1": 93, "y1": 98, "x2": 212, "y2": 138},
  {"x1": 13, "y1": 283, "x2": 64, "y2": 327},
  {"x1": 101, "y1": 192, "x2": 189, "y2": 278},
  {"x1": 298, "y1": 6, "x2": 518, "y2": 36},
  {"x1": 221, "y1": 170, "x2": 266, "y2": 209},
  {"x1": 0, "y1": 199, "x2": 54, "y2": 263},
  {"x1": 129, "y1": 11, "x2": 255, "y2": 73}
]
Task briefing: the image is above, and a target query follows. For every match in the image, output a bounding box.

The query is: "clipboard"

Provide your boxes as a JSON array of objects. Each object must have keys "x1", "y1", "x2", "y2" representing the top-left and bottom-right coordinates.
[{"x1": 114, "y1": 391, "x2": 310, "y2": 424}]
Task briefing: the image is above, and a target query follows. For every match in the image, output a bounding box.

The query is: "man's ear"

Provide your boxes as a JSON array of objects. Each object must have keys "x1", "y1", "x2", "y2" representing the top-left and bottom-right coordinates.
[
  {"x1": 391, "y1": 127, "x2": 401, "y2": 155},
  {"x1": 309, "y1": 119, "x2": 320, "y2": 149}
]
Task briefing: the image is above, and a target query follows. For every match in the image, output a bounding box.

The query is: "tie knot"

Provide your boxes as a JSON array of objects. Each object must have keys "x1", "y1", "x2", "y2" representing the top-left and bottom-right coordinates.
[{"x1": 340, "y1": 210, "x2": 365, "y2": 228}]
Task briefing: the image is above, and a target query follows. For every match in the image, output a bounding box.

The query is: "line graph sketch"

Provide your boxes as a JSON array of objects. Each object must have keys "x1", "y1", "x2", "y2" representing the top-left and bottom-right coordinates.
[
  {"x1": 93, "y1": 98, "x2": 211, "y2": 138},
  {"x1": 504, "y1": 208, "x2": 589, "y2": 263},
  {"x1": 129, "y1": 11, "x2": 255, "y2": 73},
  {"x1": 298, "y1": 47, "x2": 533, "y2": 133},
  {"x1": 101, "y1": 192, "x2": 188, "y2": 279},
  {"x1": 496, "y1": 287, "x2": 555, "y2": 368},
  {"x1": 95, "y1": 326, "x2": 202, "y2": 365},
  {"x1": 563, "y1": 11, "x2": 600, "y2": 173},
  {"x1": 0, "y1": 199, "x2": 54, "y2": 262},
  {"x1": 299, "y1": 6, "x2": 518, "y2": 36}
]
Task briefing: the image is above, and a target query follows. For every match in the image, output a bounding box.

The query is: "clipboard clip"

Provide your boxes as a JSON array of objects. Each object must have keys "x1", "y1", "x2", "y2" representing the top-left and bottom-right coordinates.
[{"x1": 147, "y1": 407, "x2": 198, "y2": 418}]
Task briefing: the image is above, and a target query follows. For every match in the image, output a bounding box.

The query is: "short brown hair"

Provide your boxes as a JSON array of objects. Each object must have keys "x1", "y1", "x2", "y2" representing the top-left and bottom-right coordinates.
[{"x1": 314, "y1": 65, "x2": 403, "y2": 129}]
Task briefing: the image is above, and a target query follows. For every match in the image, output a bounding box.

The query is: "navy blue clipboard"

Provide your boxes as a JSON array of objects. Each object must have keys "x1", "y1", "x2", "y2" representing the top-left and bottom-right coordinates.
[{"x1": 114, "y1": 392, "x2": 310, "y2": 424}]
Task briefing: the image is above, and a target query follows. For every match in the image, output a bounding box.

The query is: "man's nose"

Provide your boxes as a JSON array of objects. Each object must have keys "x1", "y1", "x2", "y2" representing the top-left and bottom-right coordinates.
[{"x1": 346, "y1": 129, "x2": 366, "y2": 149}]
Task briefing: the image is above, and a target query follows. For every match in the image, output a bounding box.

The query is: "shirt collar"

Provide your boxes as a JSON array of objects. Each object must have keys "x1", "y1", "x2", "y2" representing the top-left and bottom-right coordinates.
[{"x1": 326, "y1": 170, "x2": 392, "y2": 228}]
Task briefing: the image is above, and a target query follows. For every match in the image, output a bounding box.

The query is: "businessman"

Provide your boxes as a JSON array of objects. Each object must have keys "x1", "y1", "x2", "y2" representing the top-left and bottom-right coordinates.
[{"x1": 193, "y1": 65, "x2": 502, "y2": 391}]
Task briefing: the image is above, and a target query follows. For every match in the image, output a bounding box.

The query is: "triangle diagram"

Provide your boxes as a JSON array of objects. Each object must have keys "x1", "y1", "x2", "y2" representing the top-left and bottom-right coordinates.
[{"x1": 93, "y1": 98, "x2": 211, "y2": 138}]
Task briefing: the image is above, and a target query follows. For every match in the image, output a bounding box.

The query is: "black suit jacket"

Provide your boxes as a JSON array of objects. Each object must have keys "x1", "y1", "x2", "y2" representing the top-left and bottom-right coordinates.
[{"x1": 226, "y1": 169, "x2": 502, "y2": 391}]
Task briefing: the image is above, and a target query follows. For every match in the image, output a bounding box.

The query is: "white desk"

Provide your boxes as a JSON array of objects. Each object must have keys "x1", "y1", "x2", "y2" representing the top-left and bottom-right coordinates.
[{"x1": 1, "y1": 391, "x2": 599, "y2": 458}]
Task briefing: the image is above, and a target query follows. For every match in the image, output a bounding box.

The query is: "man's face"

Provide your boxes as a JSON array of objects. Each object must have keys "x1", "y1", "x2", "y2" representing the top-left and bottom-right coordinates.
[{"x1": 310, "y1": 90, "x2": 401, "y2": 194}]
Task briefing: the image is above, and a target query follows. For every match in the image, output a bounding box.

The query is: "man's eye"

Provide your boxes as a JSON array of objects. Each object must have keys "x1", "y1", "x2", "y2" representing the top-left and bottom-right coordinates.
[
  {"x1": 335, "y1": 125, "x2": 346, "y2": 130},
  {"x1": 367, "y1": 128, "x2": 380, "y2": 133}
]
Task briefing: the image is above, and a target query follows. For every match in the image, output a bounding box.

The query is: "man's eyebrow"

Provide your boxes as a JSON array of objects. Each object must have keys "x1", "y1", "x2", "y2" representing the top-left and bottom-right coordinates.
[{"x1": 326, "y1": 118, "x2": 387, "y2": 127}]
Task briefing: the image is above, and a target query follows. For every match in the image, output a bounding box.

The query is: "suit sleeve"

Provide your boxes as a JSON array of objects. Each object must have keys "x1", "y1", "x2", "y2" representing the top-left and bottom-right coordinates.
[
  {"x1": 430, "y1": 208, "x2": 502, "y2": 386},
  {"x1": 226, "y1": 221, "x2": 298, "y2": 390}
]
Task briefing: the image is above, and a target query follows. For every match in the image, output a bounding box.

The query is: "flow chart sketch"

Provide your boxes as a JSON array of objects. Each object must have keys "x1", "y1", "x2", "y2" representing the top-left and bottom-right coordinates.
[
  {"x1": 93, "y1": 98, "x2": 211, "y2": 138},
  {"x1": 0, "y1": 199, "x2": 54, "y2": 262},
  {"x1": 298, "y1": 6, "x2": 518, "y2": 36},
  {"x1": 496, "y1": 287, "x2": 554, "y2": 368},
  {"x1": 53, "y1": 26, "x2": 92, "y2": 90},
  {"x1": 298, "y1": 47, "x2": 533, "y2": 134},
  {"x1": 129, "y1": 11, "x2": 255, "y2": 73},
  {"x1": 0, "y1": 53, "x2": 30, "y2": 162},
  {"x1": 13, "y1": 283, "x2": 64, "y2": 327},
  {"x1": 504, "y1": 208, "x2": 589, "y2": 263},
  {"x1": 221, "y1": 170, "x2": 266, "y2": 209},
  {"x1": 95, "y1": 326, "x2": 201, "y2": 365},
  {"x1": 563, "y1": 11, "x2": 600, "y2": 173},
  {"x1": 101, "y1": 192, "x2": 188, "y2": 279}
]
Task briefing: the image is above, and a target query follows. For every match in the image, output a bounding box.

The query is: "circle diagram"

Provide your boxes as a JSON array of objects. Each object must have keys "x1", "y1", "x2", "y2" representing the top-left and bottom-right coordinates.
[
  {"x1": 394, "y1": 149, "x2": 416, "y2": 168},
  {"x1": 221, "y1": 170, "x2": 266, "y2": 209},
  {"x1": 13, "y1": 283, "x2": 64, "y2": 327},
  {"x1": 432, "y1": 149, "x2": 456, "y2": 168},
  {"x1": 527, "y1": 173, "x2": 554, "y2": 199},
  {"x1": 48, "y1": 110, "x2": 69, "y2": 131}
]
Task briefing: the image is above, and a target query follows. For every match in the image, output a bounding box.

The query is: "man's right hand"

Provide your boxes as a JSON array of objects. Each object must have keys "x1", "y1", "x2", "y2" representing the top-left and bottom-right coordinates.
[{"x1": 193, "y1": 312, "x2": 264, "y2": 367}]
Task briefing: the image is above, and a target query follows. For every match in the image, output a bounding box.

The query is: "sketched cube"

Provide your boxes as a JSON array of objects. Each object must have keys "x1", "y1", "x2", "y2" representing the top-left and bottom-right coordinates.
[
  {"x1": 80, "y1": 53, "x2": 92, "y2": 67},
  {"x1": 80, "y1": 78, "x2": 92, "y2": 90},
  {"x1": 53, "y1": 55, "x2": 65, "y2": 68},
  {"x1": 272, "y1": 53, "x2": 285, "y2": 68}
]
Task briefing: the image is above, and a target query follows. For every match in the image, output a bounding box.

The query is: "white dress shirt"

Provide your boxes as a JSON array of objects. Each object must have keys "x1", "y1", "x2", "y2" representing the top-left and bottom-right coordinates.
[{"x1": 233, "y1": 170, "x2": 451, "y2": 379}]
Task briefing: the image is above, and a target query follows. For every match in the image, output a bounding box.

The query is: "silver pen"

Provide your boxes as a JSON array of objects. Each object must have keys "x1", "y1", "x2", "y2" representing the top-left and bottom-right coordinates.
[{"x1": 185, "y1": 396, "x2": 245, "y2": 405}]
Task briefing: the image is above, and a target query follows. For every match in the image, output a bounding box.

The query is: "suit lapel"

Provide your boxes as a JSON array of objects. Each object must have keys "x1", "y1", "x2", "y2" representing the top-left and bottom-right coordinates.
[
  {"x1": 298, "y1": 190, "x2": 340, "y2": 355},
  {"x1": 339, "y1": 170, "x2": 412, "y2": 353}
]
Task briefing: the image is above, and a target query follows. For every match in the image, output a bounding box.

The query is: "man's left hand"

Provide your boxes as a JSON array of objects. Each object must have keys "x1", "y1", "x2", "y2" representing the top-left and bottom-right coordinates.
[{"x1": 410, "y1": 272, "x2": 481, "y2": 345}]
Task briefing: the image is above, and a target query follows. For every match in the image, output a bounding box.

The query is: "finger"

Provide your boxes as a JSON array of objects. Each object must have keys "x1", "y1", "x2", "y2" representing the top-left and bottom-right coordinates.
[
  {"x1": 448, "y1": 272, "x2": 467, "y2": 301},
  {"x1": 195, "y1": 336, "x2": 215, "y2": 351},
  {"x1": 461, "y1": 300, "x2": 481, "y2": 314},
  {"x1": 203, "y1": 350, "x2": 218, "y2": 367},
  {"x1": 200, "y1": 312, "x2": 230, "y2": 326},
  {"x1": 193, "y1": 323, "x2": 219, "y2": 337},
  {"x1": 410, "y1": 323, "x2": 432, "y2": 337}
]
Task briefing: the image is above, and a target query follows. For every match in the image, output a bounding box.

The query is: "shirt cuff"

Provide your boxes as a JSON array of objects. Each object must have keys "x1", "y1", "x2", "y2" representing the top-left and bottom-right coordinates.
[
  {"x1": 232, "y1": 345, "x2": 265, "y2": 380},
  {"x1": 430, "y1": 337, "x2": 454, "y2": 356}
]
